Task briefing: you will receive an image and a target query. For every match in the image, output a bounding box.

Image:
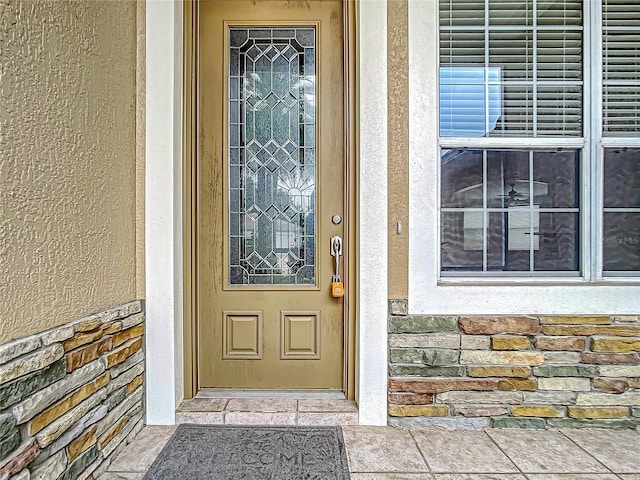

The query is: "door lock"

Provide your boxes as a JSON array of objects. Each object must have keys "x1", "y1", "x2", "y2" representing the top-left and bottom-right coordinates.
[{"x1": 330, "y1": 236, "x2": 344, "y2": 298}]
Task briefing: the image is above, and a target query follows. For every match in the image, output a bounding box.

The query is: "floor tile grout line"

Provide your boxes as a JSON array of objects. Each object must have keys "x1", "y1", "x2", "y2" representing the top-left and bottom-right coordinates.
[
  {"x1": 407, "y1": 427, "x2": 434, "y2": 475},
  {"x1": 106, "y1": 469, "x2": 148, "y2": 474},
  {"x1": 429, "y1": 470, "x2": 527, "y2": 475},
  {"x1": 347, "y1": 469, "x2": 635, "y2": 476},
  {"x1": 488, "y1": 428, "x2": 621, "y2": 476},
  {"x1": 341, "y1": 426, "x2": 357, "y2": 474},
  {"x1": 483, "y1": 428, "x2": 527, "y2": 475},
  {"x1": 349, "y1": 470, "x2": 435, "y2": 474},
  {"x1": 558, "y1": 428, "x2": 619, "y2": 476}
]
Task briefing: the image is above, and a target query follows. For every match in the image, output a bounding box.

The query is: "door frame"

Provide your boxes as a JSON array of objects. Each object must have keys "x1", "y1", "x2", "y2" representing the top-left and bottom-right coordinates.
[
  {"x1": 144, "y1": 0, "x2": 388, "y2": 425},
  {"x1": 182, "y1": 0, "x2": 358, "y2": 399}
]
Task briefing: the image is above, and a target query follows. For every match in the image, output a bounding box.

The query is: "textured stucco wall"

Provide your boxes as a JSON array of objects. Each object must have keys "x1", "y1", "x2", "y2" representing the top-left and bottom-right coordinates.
[
  {"x1": 387, "y1": 0, "x2": 409, "y2": 300},
  {"x1": 136, "y1": 0, "x2": 146, "y2": 300},
  {"x1": 0, "y1": 0, "x2": 138, "y2": 343}
]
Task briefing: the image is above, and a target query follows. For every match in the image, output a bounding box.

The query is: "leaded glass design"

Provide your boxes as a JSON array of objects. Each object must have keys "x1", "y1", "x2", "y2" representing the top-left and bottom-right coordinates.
[{"x1": 228, "y1": 27, "x2": 316, "y2": 286}]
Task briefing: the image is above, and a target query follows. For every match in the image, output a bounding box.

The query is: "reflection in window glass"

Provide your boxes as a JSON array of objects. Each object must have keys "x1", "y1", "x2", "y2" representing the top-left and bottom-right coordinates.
[
  {"x1": 603, "y1": 148, "x2": 640, "y2": 272},
  {"x1": 441, "y1": 212, "x2": 483, "y2": 271},
  {"x1": 439, "y1": 0, "x2": 583, "y2": 137},
  {"x1": 440, "y1": 149, "x2": 580, "y2": 274},
  {"x1": 487, "y1": 212, "x2": 530, "y2": 271},
  {"x1": 534, "y1": 212, "x2": 579, "y2": 271},
  {"x1": 603, "y1": 1, "x2": 640, "y2": 136},
  {"x1": 439, "y1": 67, "x2": 502, "y2": 137},
  {"x1": 441, "y1": 149, "x2": 483, "y2": 208},
  {"x1": 604, "y1": 148, "x2": 640, "y2": 208}
]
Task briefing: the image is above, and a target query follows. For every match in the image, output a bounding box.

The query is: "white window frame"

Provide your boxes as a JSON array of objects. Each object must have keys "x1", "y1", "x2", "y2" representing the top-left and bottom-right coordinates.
[
  {"x1": 408, "y1": 0, "x2": 639, "y2": 316},
  {"x1": 594, "y1": 2, "x2": 640, "y2": 279}
]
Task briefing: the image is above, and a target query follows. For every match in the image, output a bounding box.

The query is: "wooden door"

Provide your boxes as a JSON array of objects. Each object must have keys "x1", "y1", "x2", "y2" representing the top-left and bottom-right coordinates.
[{"x1": 198, "y1": 0, "x2": 345, "y2": 389}]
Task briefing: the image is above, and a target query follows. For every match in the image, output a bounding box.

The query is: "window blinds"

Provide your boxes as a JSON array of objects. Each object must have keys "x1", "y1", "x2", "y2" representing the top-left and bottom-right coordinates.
[
  {"x1": 603, "y1": 0, "x2": 640, "y2": 136},
  {"x1": 439, "y1": 0, "x2": 583, "y2": 137}
]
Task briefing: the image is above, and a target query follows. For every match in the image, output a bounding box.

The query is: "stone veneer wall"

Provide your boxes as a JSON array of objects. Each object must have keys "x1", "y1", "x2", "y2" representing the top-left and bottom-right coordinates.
[
  {"x1": 387, "y1": 300, "x2": 640, "y2": 430},
  {"x1": 0, "y1": 301, "x2": 145, "y2": 480}
]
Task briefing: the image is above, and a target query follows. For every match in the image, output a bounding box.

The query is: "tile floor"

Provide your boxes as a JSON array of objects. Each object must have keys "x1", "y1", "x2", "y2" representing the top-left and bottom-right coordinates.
[
  {"x1": 175, "y1": 397, "x2": 359, "y2": 426},
  {"x1": 100, "y1": 398, "x2": 640, "y2": 480}
]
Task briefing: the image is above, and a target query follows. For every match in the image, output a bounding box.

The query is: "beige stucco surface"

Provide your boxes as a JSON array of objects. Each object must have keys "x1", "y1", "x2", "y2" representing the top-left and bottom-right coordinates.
[
  {"x1": 136, "y1": 0, "x2": 146, "y2": 300},
  {"x1": 387, "y1": 0, "x2": 410, "y2": 299},
  {"x1": 0, "y1": 0, "x2": 138, "y2": 343}
]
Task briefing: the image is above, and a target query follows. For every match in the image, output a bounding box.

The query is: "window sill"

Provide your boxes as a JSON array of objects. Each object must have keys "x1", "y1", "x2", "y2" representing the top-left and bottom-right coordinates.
[{"x1": 437, "y1": 276, "x2": 640, "y2": 287}]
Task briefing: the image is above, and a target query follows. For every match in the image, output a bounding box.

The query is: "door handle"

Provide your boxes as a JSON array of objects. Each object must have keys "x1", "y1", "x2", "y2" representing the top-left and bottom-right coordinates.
[
  {"x1": 330, "y1": 235, "x2": 343, "y2": 258},
  {"x1": 330, "y1": 236, "x2": 344, "y2": 297}
]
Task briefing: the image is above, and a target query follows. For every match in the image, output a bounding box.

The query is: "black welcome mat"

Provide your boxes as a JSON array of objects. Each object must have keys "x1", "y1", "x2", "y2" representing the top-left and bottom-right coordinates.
[{"x1": 143, "y1": 424, "x2": 351, "y2": 480}]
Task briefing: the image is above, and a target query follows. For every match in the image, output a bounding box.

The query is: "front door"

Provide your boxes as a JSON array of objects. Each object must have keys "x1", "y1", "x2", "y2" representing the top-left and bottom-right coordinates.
[{"x1": 197, "y1": 0, "x2": 346, "y2": 389}]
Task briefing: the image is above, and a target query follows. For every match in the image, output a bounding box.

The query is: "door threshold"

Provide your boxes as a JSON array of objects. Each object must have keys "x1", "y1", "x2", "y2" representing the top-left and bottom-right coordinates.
[{"x1": 196, "y1": 389, "x2": 346, "y2": 399}]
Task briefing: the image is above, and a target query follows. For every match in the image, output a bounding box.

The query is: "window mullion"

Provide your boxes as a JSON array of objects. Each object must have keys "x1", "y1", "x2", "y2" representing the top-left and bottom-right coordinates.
[
  {"x1": 532, "y1": 0, "x2": 538, "y2": 137},
  {"x1": 589, "y1": 0, "x2": 603, "y2": 281},
  {"x1": 484, "y1": 0, "x2": 490, "y2": 139},
  {"x1": 482, "y1": 150, "x2": 488, "y2": 272},
  {"x1": 529, "y1": 151, "x2": 535, "y2": 272}
]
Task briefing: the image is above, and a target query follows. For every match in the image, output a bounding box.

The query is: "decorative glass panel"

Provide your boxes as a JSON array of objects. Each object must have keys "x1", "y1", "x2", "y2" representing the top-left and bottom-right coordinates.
[{"x1": 228, "y1": 27, "x2": 316, "y2": 286}]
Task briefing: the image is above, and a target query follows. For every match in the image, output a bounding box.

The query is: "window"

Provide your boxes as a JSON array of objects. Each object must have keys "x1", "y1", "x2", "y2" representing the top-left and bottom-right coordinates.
[
  {"x1": 601, "y1": 1, "x2": 640, "y2": 274},
  {"x1": 603, "y1": 148, "x2": 640, "y2": 272},
  {"x1": 441, "y1": 148, "x2": 580, "y2": 273},
  {"x1": 438, "y1": 0, "x2": 640, "y2": 278}
]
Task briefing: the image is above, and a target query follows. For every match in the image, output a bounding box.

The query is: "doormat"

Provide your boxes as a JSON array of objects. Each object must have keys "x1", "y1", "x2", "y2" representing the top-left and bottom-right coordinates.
[{"x1": 143, "y1": 424, "x2": 351, "y2": 480}]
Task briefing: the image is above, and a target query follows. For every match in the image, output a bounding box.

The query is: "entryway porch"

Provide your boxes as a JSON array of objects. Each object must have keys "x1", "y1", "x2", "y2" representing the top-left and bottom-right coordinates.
[{"x1": 101, "y1": 424, "x2": 640, "y2": 479}]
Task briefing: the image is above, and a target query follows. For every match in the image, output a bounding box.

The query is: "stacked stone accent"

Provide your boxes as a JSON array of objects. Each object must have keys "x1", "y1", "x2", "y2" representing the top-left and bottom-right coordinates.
[
  {"x1": 0, "y1": 301, "x2": 145, "y2": 479},
  {"x1": 387, "y1": 300, "x2": 640, "y2": 430}
]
